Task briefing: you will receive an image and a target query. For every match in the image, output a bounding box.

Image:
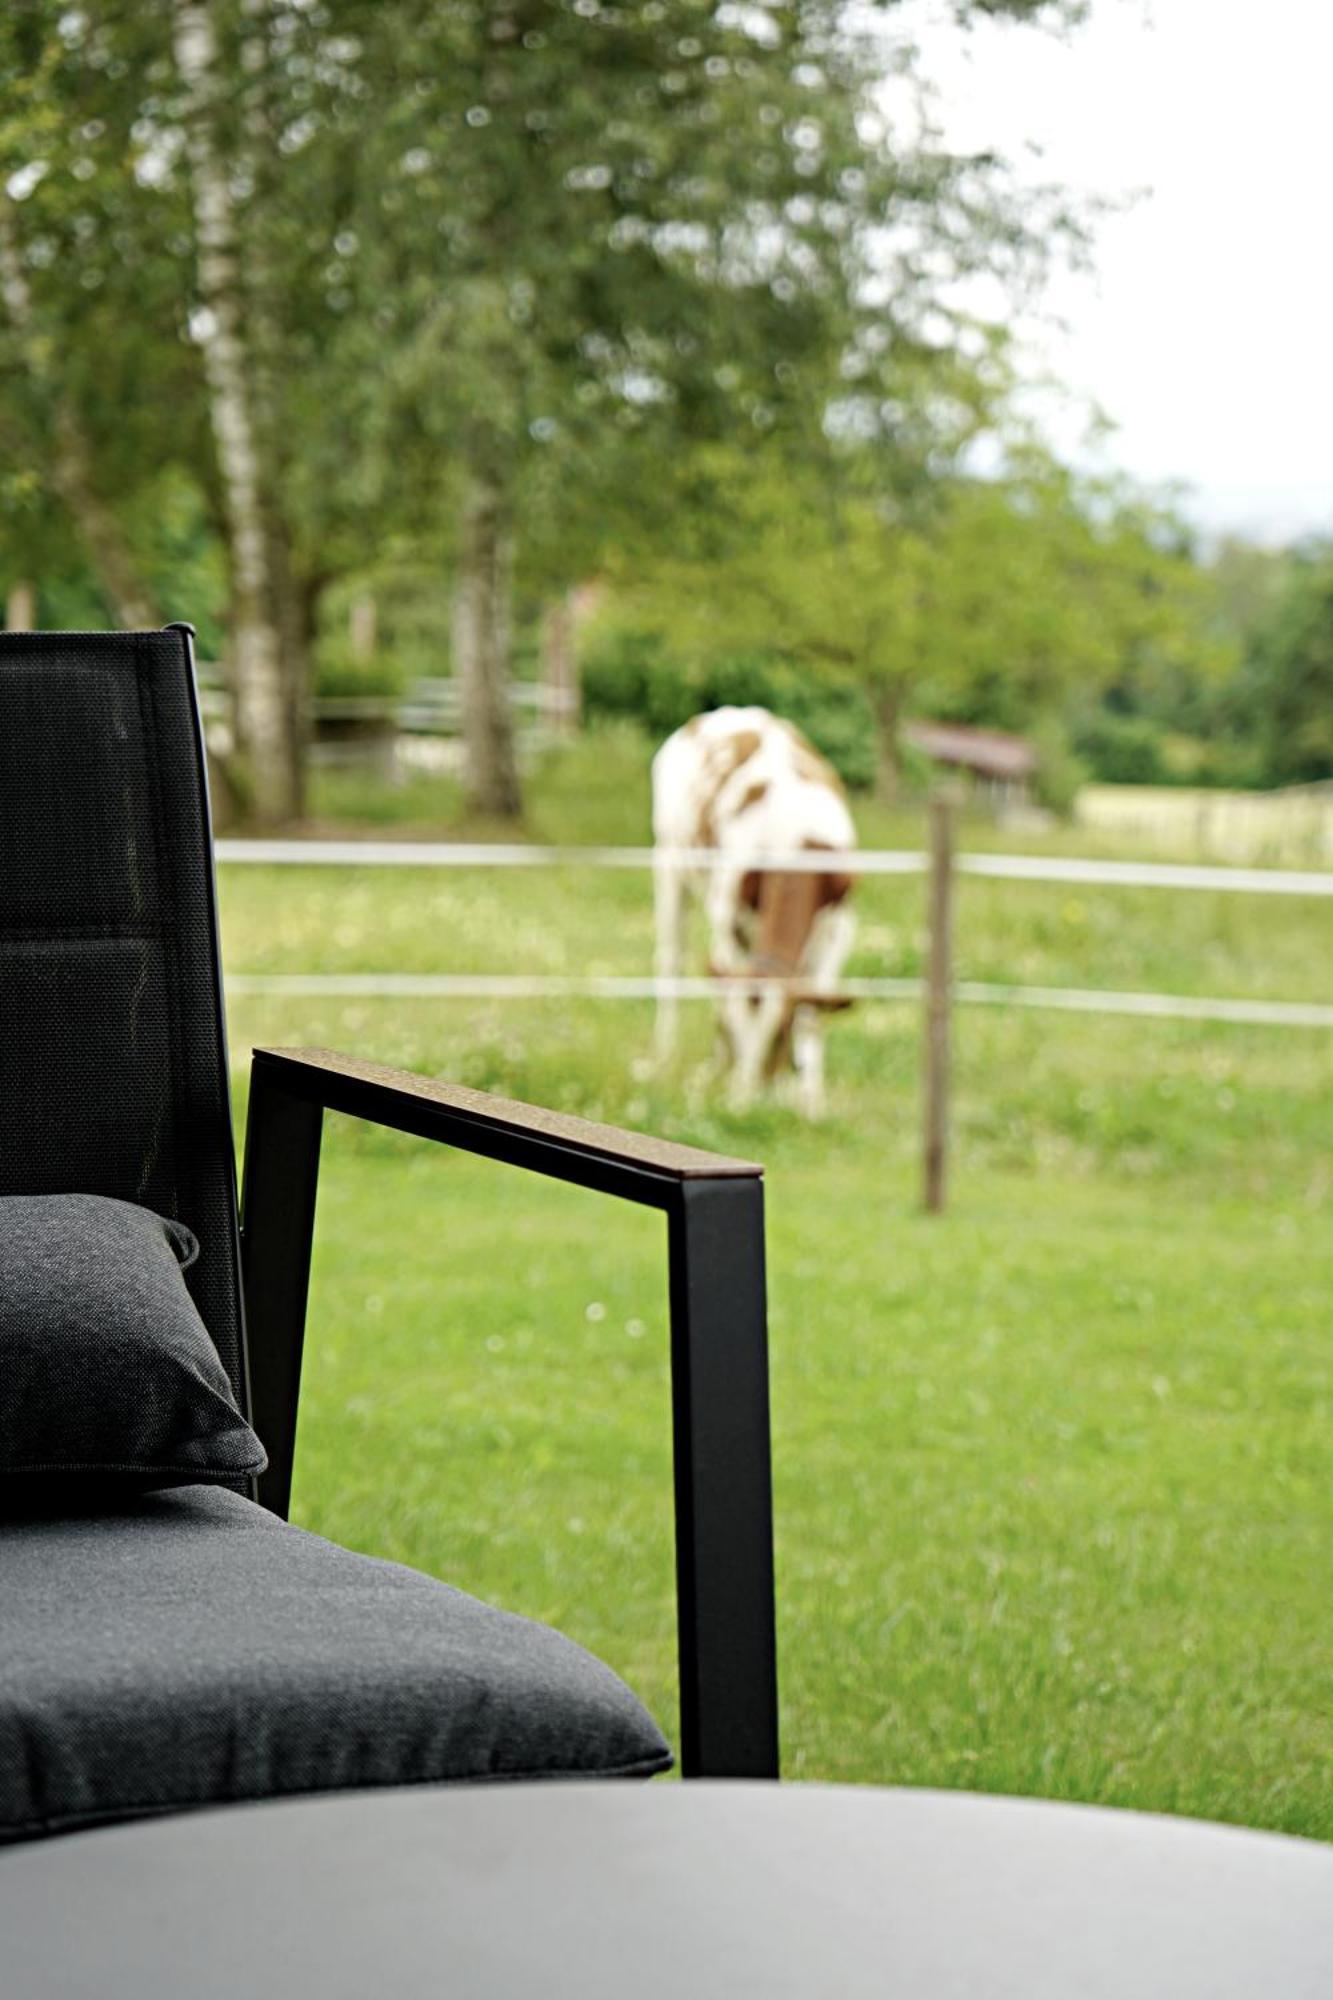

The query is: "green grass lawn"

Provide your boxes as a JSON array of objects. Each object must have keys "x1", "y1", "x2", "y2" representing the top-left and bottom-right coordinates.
[{"x1": 220, "y1": 729, "x2": 1332, "y2": 1838}]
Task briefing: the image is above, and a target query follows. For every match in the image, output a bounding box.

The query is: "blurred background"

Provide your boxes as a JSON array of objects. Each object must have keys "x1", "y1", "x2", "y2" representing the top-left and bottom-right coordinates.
[{"x1": 2, "y1": 2, "x2": 1329, "y2": 1835}]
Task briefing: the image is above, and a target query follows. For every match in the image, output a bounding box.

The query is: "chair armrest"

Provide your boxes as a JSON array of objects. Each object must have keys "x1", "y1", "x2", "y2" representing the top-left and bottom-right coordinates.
[
  {"x1": 239, "y1": 1045, "x2": 777, "y2": 1781},
  {"x1": 246, "y1": 1045, "x2": 761, "y2": 1202}
]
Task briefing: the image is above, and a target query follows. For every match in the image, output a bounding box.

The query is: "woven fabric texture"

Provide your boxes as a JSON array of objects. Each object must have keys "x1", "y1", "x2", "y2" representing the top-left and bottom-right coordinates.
[
  {"x1": 0, "y1": 1193, "x2": 265, "y2": 1491},
  {"x1": 0, "y1": 631, "x2": 245, "y2": 1398},
  {"x1": 0, "y1": 1485, "x2": 672, "y2": 1841}
]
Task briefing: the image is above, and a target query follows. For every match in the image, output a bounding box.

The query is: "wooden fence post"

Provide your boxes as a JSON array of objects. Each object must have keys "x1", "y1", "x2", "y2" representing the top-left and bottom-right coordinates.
[{"x1": 923, "y1": 790, "x2": 956, "y2": 1214}]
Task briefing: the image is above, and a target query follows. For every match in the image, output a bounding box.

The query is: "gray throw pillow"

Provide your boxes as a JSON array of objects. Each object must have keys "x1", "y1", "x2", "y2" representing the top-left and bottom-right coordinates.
[{"x1": 0, "y1": 1193, "x2": 265, "y2": 1494}]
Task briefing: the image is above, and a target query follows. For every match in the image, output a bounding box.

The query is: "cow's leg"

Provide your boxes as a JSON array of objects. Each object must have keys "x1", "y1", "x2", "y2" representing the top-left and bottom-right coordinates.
[
  {"x1": 791, "y1": 1008, "x2": 827, "y2": 1118},
  {"x1": 653, "y1": 856, "x2": 687, "y2": 1064},
  {"x1": 790, "y1": 904, "x2": 856, "y2": 1119},
  {"x1": 704, "y1": 865, "x2": 757, "y2": 1098},
  {"x1": 727, "y1": 986, "x2": 786, "y2": 1110}
]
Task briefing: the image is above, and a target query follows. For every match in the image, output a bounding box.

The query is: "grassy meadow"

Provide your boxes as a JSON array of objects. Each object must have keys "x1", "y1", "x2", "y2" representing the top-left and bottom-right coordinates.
[{"x1": 220, "y1": 729, "x2": 1332, "y2": 1837}]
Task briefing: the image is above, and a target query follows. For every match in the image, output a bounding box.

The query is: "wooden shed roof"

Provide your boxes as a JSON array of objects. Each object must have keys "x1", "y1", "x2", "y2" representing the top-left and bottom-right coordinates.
[{"x1": 903, "y1": 720, "x2": 1037, "y2": 782}]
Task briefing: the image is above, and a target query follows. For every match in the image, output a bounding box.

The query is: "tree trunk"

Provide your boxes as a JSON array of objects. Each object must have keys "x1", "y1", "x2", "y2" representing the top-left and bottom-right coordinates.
[
  {"x1": 270, "y1": 523, "x2": 316, "y2": 820},
  {"x1": 539, "y1": 594, "x2": 578, "y2": 739},
  {"x1": 0, "y1": 198, "x2": 160, "y2": 631},
  {"x1": 874, "y1": 688, "x2": 905, "y2": 801},
  {"x1": 172, "y1": 0, "x2": 297, "y2": 823},
  {"x1": 5, "y1": 580, "x2": 35, "y2": 631},
  {"x1": 349, "y1": 594, "x2": 377, "y2": 663},
  {"x1": 50, "y1": 407, "x2": 162, "y2": 629},
  {"x1": 453, "y1": 475, "x2": 522, "y2": 818}
]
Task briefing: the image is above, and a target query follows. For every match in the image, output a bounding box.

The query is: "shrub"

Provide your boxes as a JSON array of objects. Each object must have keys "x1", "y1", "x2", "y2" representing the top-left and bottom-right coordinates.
[
  {"x1": 1030, "y1": 716, "x2": 1088, "y2": 817},
  {"x1": 313, "y1": 640, "x2": 409, "y2": 702},
  {"x1": 1072, "y1": 711, "x2": 1170, "y2": 786},
  {"x1": 582, "y1": 631, "x2": 877, "y2": 789}
]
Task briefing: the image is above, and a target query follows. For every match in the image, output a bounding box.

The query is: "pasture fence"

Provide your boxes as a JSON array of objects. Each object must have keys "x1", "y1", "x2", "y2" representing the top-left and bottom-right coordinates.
[
  {"x1": 215, "y1": 838, "x2": 1333, "y2": 896},
  {"x1": 222, "y1": 971, "x2": 1333, "y2": 1032},
  {"x1": 1077, "y1": 780, "x2": 1333, "y2": 867},
  {"x1": 923, "y1": 795, "x2": 955, "y2": 1214},
  {"x1": 217, "y1": 822, "x2": 1333, "y2": 1212}
]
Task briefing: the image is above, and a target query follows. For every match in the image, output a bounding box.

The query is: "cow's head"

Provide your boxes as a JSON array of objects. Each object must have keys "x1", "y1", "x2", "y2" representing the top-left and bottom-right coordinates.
[
  {"x1": 713, "y1": 846, "x2": 854, "y2": 1079},
  {"x1": 741, "y1": 850, "x2": 853, "y2": 973}
]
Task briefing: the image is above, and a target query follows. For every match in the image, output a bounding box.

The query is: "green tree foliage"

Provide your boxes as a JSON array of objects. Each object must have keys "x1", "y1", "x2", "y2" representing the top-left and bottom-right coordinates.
[
  {"x1": 2, "y1": 0, "x2": 1085, "y2": 818},
  {"x1": 325, "y1": 0, "x2": 1083, "y2": 811},
  {"x1": 587, "y1": 440, "x2": 1220, "y2": 789},
  {"x1": 1067, "y1": 536, "x2": 1333, "y2": 793},
  {"x1": 0, "y1": 9, "x2": 209, "y2": 629},
  {"x1": 1232, "y1": 544, "x2": 1333, "y2": 784}
]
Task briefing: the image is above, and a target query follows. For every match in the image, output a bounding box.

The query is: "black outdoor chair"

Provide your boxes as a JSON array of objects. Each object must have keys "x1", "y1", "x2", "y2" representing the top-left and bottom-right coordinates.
[{"x1": 0, "y1": 625, "x2": 777, "y2": 1843}]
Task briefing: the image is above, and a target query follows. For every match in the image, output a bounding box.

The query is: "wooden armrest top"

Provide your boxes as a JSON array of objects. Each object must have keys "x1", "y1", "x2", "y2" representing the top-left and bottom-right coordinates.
[{"x1": 252, "y1": 1046, "x2": 763, "y2": 1181}]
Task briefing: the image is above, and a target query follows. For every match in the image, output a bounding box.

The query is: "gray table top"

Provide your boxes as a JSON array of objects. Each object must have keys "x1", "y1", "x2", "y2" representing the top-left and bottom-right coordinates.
[{"x1": 2, "y1": 1782, "x2": 1330, "y2": 1999}]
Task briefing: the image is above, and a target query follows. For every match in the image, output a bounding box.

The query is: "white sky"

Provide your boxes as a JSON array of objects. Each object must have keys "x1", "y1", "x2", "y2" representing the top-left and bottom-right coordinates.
[{"x1": 919, "y1": 0, "x2": 1333, "y2": 543}]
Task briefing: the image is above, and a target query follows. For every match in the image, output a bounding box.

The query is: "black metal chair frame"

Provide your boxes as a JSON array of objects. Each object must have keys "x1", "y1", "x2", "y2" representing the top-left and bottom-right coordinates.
[
  {"x1": 243, "y1": 1048, "x2": 777, "y2": 1780},
  {"x1": 1, "y1": 621, "x2": 777, "y2": 1781},
  {"x1": 173, "y1": 631, "x2": 781, "y2": 1781}
]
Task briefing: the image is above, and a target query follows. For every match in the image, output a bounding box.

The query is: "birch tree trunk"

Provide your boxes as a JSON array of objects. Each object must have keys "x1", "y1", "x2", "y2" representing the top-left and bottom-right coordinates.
[
  {"x1": 172, "y1": 0, "x2": 296, "y2": 822},
  {"x1": 453, "y1": 475, "x2": 522, "y2": 818},
  {"x1": 0, "y1": 197, "x2": 159, "y2": 632}
]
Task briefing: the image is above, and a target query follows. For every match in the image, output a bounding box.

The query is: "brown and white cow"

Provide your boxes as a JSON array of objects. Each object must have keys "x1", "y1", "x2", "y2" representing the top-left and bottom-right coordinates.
[{"x1": 651, "y1": 707, "x2": 856, "y2": 1115}]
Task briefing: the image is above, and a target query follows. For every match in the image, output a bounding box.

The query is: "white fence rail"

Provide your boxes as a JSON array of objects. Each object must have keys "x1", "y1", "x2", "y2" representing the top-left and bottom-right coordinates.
[
  {"x1": 226, "y1": 971, "x2": 1333, "y2": 1032},
  {"x1": 215, "y1": 840, "x2": 1333, "y2": 897}
]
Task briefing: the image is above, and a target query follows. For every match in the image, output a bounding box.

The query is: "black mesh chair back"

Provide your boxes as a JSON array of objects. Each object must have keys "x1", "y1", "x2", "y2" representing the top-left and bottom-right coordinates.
[{"x1": 0, "y1": 628, "x2": 246, "y2": 1402}]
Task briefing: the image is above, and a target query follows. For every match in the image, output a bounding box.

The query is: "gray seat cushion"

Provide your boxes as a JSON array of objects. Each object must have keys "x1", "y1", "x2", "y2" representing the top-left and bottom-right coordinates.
[{"x1": 0, "y1": 1487, "x2": 671, "y2": 1842}]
